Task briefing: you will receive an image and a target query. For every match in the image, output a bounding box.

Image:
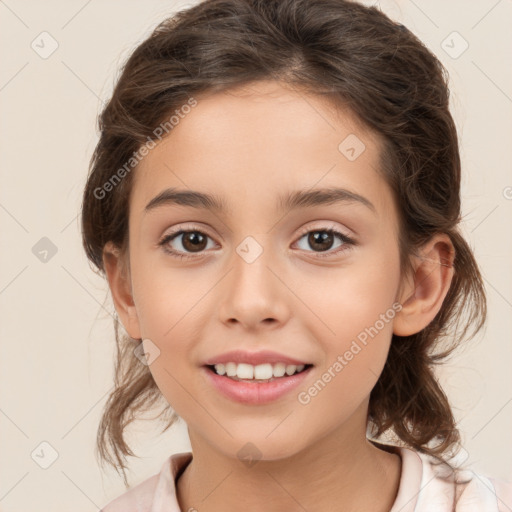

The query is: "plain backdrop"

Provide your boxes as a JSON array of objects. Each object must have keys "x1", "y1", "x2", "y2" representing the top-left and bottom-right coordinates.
[{"x1": 0, "y1": 0, "x2": 511, "y2": 511}]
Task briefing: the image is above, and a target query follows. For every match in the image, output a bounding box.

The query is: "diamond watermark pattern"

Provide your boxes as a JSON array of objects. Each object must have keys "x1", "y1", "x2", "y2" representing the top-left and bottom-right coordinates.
[
  {"x1": 134, "y1": 338, "x2": 161, "y2": 366},
  {"x1": 338, "y1": 134, "x2": 366, "y2": 161},
  {"x1": 32, "y1": 237, "x2": 58, "y2": 263},
  {"x1": 236, "y1": 236, "x2": 263, "y2": 264},
  {"x1": 31, "y1": 441, "x2": 59, "y2": 469},
  {"x1": 237, "y1": 442, "x2": 262, "y2": 468},
  {"x1": 31, "y1": 31, "x2": 59, "y2": 59},
  {"x1": 441, "y1": 31, "x2": 469, "y2": 59}
]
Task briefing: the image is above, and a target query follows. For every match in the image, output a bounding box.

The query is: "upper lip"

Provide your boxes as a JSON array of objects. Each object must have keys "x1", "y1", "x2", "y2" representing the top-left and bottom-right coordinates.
[{"x1": 203, "y1": 349, "x2": 311, "y2": 366}]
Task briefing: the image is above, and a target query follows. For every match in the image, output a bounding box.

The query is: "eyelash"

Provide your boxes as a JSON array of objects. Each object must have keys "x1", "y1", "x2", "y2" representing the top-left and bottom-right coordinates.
[{"x1": 157, "y1": 224, "x2": 356, "y2": 261}]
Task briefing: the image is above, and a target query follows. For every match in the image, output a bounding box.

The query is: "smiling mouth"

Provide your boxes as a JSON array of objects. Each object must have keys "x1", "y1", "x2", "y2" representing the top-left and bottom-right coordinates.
[{"x1": 205, "y1": 363, "x2": 314, "y2": 383}]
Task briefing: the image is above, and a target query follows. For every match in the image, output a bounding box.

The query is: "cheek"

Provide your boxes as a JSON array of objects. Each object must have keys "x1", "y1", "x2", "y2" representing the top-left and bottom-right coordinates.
[
  {"x1": 130, "y1": 251, "x2": 209, "y2": 338},
  {"x1": 129, "y1": 258, "x2": 213, "y2": 400},
  {"x1": 296, "y1": 293, "x2": 397, "y2": 437},
  {"x1": 296, "y1": 245, "x2": 400, "y2": 342},
  {"x1": 294, "y1": 244, "x2": 400, "y2": 399}
]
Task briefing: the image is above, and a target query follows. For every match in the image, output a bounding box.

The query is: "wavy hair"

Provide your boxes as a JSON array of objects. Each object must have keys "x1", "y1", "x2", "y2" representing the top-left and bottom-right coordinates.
[{"x1": 81, "y1": 0, "x2": 486, "y2": 489}]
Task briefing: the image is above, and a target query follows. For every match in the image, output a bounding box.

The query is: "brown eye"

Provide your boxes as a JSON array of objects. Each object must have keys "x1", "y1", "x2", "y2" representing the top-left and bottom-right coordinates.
[
  {"x1": 306, "y1": 231, "x2": 335, "y2": 252},
  {"x1": 180, "y1": 231, "x2": 208, "y2": 252},
  {"x1": 294, "y1": 227, "x2": 355, "y2": 258},
  {"x1": 159, "y1": 229, "x2": 216, "y2": 259}
]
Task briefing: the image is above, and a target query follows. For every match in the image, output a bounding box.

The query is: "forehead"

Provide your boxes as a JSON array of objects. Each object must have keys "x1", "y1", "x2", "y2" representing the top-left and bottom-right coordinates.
[{"x1": 131, "y1": 80, "x2": 392, "y2": 217}]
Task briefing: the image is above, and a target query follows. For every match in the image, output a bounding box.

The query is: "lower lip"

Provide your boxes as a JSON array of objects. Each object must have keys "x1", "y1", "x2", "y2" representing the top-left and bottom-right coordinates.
[{"x1": 202, "y1": 365, "x2": 313, "y2": 405}]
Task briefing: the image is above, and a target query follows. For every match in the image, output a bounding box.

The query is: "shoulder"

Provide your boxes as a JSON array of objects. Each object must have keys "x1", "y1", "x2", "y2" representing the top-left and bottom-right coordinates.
[
  {"x1": 100, "y1": 473, "x2": 160, "y2": 512},
  {"x1": 99, "y1": 452, "x2": 193, "y2": 512},
  {"x1": 381, "y1": 442, "x2": 512, "y2": 512},
  {"x1": 492, "y1": 477, "x2": 512, "y2": 512},
  {"x1": 415, "y1": 449, "x2": 512, "y2": 512},
  {"x1": 458, "y1": 474, "x2": 512, "y2": 512}
]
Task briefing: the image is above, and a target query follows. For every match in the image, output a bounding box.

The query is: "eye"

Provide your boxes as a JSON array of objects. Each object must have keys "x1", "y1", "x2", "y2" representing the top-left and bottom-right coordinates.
[
  {"x1": 293, "y1": 226, "x2": 355, "y2": 258},
  {"x1": 158, "y1": 227, "x2": 217, "y2": 260},
  {"x1": 158, "y1": 224, "x2": 356, "y2": 260}
]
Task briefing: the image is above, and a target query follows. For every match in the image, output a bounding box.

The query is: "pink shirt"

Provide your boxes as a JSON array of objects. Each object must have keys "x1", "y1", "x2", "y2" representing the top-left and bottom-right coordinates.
[{"x1": 101, "y1": 445, "x2": 512, "y2": 511}]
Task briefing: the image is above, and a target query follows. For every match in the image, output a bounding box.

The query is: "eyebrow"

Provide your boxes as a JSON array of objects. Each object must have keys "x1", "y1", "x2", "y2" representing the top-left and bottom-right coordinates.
[{"x1": 144, "y1": 186, "x2": 376, "y2": 215}]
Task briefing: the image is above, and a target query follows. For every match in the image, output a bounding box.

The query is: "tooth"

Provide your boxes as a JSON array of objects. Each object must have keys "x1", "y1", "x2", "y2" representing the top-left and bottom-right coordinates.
[
  {"x1": 236, "y1": 363, "x2": 254, "y2": 379},
  {"x1": 272, "y1": 363, "x2": 286, "y2": 377},
  {"x1": 214, "y1": 364, "x2": 226, "y2": 375},
  {"x1": 216, "y1": 362, "x2": 308, "y2": 378},
  {"x1": 285, "y1": 364, "x2": 297, "y2": 376},
  {"x1": 225, "y1": 362, "x2": 237, "y2": 377},
  {"x1": 254, "y1": 363, "x2": 273, "y2": 379}
]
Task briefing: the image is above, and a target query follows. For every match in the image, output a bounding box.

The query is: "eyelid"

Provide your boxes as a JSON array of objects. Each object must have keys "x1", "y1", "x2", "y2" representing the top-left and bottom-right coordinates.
[
  {"x1": 159, "y1": 222, "x2": 217, "y2": 241},
  {"x1": 294, "y1": 221, "x2": 354, "y2": 240}
]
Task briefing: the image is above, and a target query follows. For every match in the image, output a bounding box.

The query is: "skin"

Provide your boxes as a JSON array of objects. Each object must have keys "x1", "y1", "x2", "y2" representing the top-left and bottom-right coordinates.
[{"x1": 104, "y1": 80, "x2": 455, "y2": 512}]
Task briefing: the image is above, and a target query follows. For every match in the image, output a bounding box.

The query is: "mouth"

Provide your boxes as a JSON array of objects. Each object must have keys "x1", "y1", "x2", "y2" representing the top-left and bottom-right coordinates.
[
  {"x1": 204, "y1": 362, "x2": 314, "y2": 383},
  {"x1": 202, "y1": 362, "x2": 314, "y2": 404}
]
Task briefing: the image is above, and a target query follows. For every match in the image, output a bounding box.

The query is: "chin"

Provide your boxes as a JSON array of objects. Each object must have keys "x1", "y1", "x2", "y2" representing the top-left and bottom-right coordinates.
[{"x1": 216, "y1": 433, "x2": 309, "y2": 464}]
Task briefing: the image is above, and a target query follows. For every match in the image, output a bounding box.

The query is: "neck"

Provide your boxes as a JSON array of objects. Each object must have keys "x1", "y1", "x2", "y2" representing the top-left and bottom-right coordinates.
[{"x1": 176, "y1": 420, "x2": 401, "y2": 512}]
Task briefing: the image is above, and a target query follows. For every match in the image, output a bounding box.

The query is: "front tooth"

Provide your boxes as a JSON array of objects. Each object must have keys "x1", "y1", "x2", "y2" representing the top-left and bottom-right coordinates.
[
  {"x1": 254, "y1": 364, "x2": 273, "y2": 379},
  {"x1": 225, "y1": 362, "x2": 237, "y2": 377},
  {"x1": 218, "y1": 362, "x2": 306, "y2": 378},
  {"x1": 236, "y1": 363, "x2": 254, "y2": 379},
  {"x1": 272, "y1": 363, "x2": 286, "y2": 377},
  {"x1": 285, "y1": 364, "x2": 297, "y2": 376}
]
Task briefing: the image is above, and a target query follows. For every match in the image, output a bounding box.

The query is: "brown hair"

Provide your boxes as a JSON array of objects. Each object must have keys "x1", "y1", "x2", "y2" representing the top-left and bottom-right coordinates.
[{"x1": 81, "y1": 0, "x2": 486, "y2": 489}]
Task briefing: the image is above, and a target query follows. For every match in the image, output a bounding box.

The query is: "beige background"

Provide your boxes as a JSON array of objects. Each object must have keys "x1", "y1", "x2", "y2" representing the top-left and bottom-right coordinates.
[{"x1": 0, "y1": 0, "x2": 511, "y2": 510}]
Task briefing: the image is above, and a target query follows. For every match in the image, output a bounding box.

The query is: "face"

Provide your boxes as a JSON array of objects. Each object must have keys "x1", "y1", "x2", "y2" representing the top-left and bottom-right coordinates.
[{"x1": 122, "y1": 80, "x2": 404, "y2": 461}]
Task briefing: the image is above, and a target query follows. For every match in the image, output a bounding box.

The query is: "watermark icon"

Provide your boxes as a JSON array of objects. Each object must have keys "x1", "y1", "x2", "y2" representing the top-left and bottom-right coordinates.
[
  {"x1": 237, "y1": 442, "x2": 262, "y2": 468},
  {"x1": 297, "y1": 302, "x2": 403, "y2": 405},
  {"x1": 236, "y1": 236, "x2": 264, "y2": 264},
  {"x1": 32, "y1": 237, "x2": 58, "y2": 263},
  {"x1": 31, "y1": 441, "x2": 59, "y2": 469},
  {"x1": 31, "y1": 31, "x2": 59, "y2": 59},
  {"x1": 441, "y1": 31, "x2": 469, "y2": 59},
  {"x1": 134, "y1": 338, "x2": 161, "y2": 366},
  {"x1": 503, "y1": 186, "x2": 512, "y2": 200},
  {"x1": 94, "y1": 97, "x2": 197, "y2": 200},
  {"x1": 338, "y1": 133, "x2": 366, "y2": 161}
]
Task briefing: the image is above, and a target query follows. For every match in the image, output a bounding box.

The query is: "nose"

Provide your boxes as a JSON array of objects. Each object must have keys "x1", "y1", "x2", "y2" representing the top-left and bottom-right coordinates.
[{"x1": 217, "y1": 235, "x2": 290, "y2": 331}]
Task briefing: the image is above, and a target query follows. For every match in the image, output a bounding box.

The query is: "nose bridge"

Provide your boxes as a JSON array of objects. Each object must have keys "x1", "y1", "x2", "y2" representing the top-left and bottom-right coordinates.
[
  {"x1": 218, "y1": 232, "x2": 289, "y2": 327},
  {"x1": 236, "y1": 232, "x2": 269, "y2": 264},
  {"x1": 232, "y1": 233, "x2": 276, "y2": 294}
]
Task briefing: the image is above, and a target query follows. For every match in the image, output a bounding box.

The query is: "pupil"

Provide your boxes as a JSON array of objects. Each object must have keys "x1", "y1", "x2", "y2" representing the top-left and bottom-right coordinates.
[
  {"x1": 309, "y1": 231, "x2": 333, "y2": 252},
  {"x1": 183, "y1": 232, "x2": 206, "y2": 252}
]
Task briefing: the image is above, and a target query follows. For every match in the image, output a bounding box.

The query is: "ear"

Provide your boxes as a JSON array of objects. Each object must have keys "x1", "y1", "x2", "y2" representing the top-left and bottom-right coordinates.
[
  {"x1": 102, "y1": 241, "x2": 141, "y2": 339},
  {"x1": 393, "y1": 234, "x2": 455, "y2": 337}
]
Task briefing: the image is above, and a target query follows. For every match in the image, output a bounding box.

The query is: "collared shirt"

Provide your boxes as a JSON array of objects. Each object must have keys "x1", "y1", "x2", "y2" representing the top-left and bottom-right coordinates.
[{"x1": 100, "y1": 445, "x2": 512, "y2": 511}]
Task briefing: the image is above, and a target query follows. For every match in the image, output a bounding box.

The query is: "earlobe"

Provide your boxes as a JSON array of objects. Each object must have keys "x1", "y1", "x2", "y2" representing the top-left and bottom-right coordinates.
[
  {"x1": 102, "y1": 241, "x2": 141, "y2": 339},
  {"x1": 393, "y1": 234, "x2": 455, "y2": 337}
]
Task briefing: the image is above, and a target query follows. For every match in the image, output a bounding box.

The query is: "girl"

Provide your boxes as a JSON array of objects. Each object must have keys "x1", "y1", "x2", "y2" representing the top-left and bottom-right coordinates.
[{"x1": 81, "y1": 0, "x2": 512, "y2": 510}]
